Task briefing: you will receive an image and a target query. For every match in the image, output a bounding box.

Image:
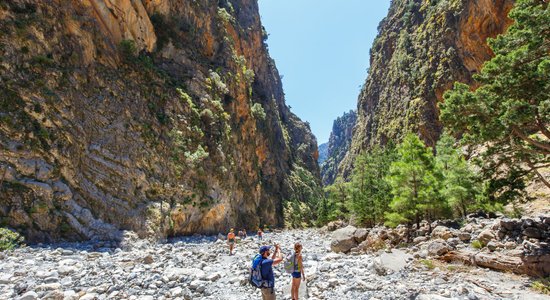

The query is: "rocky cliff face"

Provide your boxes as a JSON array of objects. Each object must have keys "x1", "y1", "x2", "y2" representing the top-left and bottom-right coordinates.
[
  {"x1": 0, "y1": 0, "x2": 320, "y2": 242},
  {"x1": 320, "y1": 110, "x2": 356, "y2": 186},
  {"x1": 339, "y1": 0, "x2": 513, "y2": 178}
]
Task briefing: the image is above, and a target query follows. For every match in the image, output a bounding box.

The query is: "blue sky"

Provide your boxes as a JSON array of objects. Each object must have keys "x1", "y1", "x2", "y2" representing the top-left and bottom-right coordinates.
[{"x1": 258, "y1": 0, "x2": 391, "y2": 144}]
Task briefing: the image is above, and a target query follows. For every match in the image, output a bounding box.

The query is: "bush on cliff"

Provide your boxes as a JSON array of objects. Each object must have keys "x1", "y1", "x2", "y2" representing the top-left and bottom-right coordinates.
[{"x1": 0, "y1": 228, "x2": 24, "y2": 251}]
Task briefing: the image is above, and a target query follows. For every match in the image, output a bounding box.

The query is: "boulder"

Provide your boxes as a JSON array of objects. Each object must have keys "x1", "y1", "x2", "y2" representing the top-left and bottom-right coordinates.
[
  {"x1": 431, "y1": 226, "x2": 454, "y2": 240},
  {"x1": 447, "y1": 238, "x2": 461, "y2": 248},
  {"x1": 427, "y1": 239, "x2": 450, "y2": 256},
  {"x1": 523, "y1": 227, "x2": 542, "y2": 239},
  {"x1": 462, "y1": 224, "x2": 474, "y2": 233},
  {"x1": 330, "y1": 226, "x2": 358, "y2": 253},
  {"x1": 487, "y1": 241, "x2": 498, "y2": 251},
  {"x1": 353, "y1": 228, "x2": 369, "y2": 243},
  {"x1": 327, "y1": 220, "x2": 347, "y2": 231},
  {"x1": 500, "y1": 218, "x2": 520, "y2": 232},
  {"x1": 458, "y1": 232, "x2": 471, "y2": 242},
  {"x1": 18, "y1": 291, "x2": 38, "y2": 300},
  {"x1": 413, "y1": 236, "x2": 428, "y2": 244},
  {"x1": 477, "y1": 229, "x2": 496, "y2": 246}
]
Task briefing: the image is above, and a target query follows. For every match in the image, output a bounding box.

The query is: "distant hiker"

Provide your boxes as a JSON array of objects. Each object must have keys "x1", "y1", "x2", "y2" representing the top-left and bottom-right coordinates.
[
  {"x1": 286, "y1": 242, "x2": 305, "y2": 300},
  {"x1": 258, "y1": 228, "x2": 263, "y2": 240},
  {"x1": 240, "y1": 228, "x2": 248, "y2": 239},
  {"x1": 250, "y1": 245, "x2": 283, "y2": 300},
  {"x1": 227, "y1": 228, "x2": 236, "y2": 255}
]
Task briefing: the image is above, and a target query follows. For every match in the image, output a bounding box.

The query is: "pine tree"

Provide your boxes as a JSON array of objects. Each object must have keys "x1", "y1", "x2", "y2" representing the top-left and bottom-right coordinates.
[
  {"x1": 348, "y1": 145, "x2": 397, "y2": 227},
  {"x1": 317, "y1": 179, "x2": 349, "y2": 224},
  {"x1": 385, "y1": 134, "x2": 439, "y2": 234},
  {"x1": 440, "y1": 0, "x2": 550, "y2": 193},
  {"x1": 435, "y1": 133, "x2": 481, "y2": 217}
]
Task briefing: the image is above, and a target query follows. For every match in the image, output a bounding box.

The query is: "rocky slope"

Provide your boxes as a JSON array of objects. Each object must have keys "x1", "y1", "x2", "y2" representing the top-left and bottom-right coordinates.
[
  {"x1": 1, "y1": 229, "x2": 548, "y2": 300},
  {"x1": 319, "y1": 110, "x2": 356, "y2": 186},
  {"x1": 339, "y1": 0, "x2": 513, "y2": 178},
  {"x1": 0, "y1": 0, "x2": 320, "y2": 243},
  {"x1": 328, "y1": 214, "x2": 550, "y2": 278}
]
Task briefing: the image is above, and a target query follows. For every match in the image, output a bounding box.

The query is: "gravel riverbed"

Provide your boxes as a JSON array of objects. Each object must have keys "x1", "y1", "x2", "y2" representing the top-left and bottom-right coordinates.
[{"x1": 0, "y1": 229, "x2": 548, "y2": 300}]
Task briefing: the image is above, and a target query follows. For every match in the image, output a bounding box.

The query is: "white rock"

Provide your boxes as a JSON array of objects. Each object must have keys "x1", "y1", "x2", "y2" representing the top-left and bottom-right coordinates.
[{"x1": 18, "y1": 291, "x2": 38, "y2": 300}]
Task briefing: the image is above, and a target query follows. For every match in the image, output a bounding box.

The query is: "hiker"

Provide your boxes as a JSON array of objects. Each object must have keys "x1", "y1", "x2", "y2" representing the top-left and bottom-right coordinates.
[
  {"x1": 257, "y1": 228, "x2": 263, "y2": 240},
  {"x1": 242, "y1": 228, "x2": 248, "y2": 239},
  {"x1": 227, "y1": 228, "x2": 236, "y2": 255},
  {"x1": 259, "y1": 245, "x2": 283, "y2": 299},
  {"x1": 289, "y1": 242, "x2": 305, "y2": 300}
]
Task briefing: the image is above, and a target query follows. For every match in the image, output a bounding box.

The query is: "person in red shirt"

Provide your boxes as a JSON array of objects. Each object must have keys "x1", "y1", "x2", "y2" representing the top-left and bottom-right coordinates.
[
  {"x1": 257, "y1": 228, "x2": 263, "y2": 241},
  {"x1": 227, "y1": 228, "x2": 236, "y2": 255}
]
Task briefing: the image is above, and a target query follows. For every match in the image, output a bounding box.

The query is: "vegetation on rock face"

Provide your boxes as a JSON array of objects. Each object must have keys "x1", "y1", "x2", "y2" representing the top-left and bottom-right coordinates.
[
  {"x1": 284, "y1": 164, "x2": 323, "y2": 228},
  {"x1": 441, "y1": 0, "x2": 550, "y2": 194},
  {"x1": 339, "y1": 0, "x2": 513, "y2": 180},
  {"x1": 320, "y1": 110, "x2": 357, "y2": 185},
  {"x1": 0, "y1": 0, "x2": 321, "y2": 241},
  {"x1": 0, "y1": 228, "x2": 24, "y2": 251}
]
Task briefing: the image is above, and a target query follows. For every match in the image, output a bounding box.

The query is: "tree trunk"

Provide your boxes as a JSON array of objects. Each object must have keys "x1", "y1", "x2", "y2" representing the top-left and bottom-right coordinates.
[{"x1": 441, "y1": 250, "x2": 550, "y2": 277}]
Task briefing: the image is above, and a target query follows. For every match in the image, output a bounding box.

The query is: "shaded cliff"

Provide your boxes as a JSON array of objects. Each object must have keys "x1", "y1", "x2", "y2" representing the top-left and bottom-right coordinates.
[
  {"x1": 320, "y1": 110, "x2": 356, "y2": 186},
  {"x1": 318, "y1": 142, "x2": 328, "y2": 165},
  {"x1": 339, "y1": 0, "x2": 513, "y2": 178},
  {"x1": 0, "y1": 0, "x2": 320, "y2": 242}
]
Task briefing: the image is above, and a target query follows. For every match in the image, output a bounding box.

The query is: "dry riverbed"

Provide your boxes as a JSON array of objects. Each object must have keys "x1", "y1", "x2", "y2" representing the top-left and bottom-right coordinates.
[{"x1": 0, "y1": 229, "x2": 548, "y2": 300}]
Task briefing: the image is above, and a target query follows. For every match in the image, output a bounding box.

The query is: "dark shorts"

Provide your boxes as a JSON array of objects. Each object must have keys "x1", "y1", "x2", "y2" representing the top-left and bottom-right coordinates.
[{"x1": 291, "y1": 271, "x2": 301, "y2": 279}]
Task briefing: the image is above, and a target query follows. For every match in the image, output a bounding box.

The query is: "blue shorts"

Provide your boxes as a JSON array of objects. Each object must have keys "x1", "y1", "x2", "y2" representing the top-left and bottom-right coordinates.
[{"x1": 291, "y1": 272, "x2": 301, "y2": 279}]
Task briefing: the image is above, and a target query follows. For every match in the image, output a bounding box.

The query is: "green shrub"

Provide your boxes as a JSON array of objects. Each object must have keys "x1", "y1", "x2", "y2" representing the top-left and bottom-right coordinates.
[
  {"x1": 531, "y1": 277, "x2": 550, "y2": 295},
  {"x1": 200, "y1": 108, "x2": 214, "y2": 121},
  {"x1": 185, "y1": 145, "x2": 209, "y2": 165},
  {"x1": 471, "y1": 240, "x2": 483, "y2": 249},
  {"x1": 119, "y1": 39, "x2": 137, "y2": 61},
  {"x1": 31, "y1": 55, "x2": 54, "y2": 66},
  {"x1": 217, "y1": 8, "x2": 234, "y2": 23},
  {"x1": 0, "y1": 228, "x2": 24, "y2": 251},
  {"x1": 419, "y1": 259, "x2": 435, "y2": 270},
  {"x1": 251, "y1": 103, "x2": 266, "y2": 120}
]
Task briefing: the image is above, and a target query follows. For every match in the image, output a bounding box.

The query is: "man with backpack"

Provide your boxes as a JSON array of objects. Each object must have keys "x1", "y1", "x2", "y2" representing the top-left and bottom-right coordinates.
[{"x1": 250, "y1": 244, "x2": 283, "y2": 300}]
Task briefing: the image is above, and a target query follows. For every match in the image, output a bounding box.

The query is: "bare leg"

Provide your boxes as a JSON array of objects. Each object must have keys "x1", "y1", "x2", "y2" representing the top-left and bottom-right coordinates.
[{"x1": 292, "y1": 277, "x2": 301, "y2": 299}]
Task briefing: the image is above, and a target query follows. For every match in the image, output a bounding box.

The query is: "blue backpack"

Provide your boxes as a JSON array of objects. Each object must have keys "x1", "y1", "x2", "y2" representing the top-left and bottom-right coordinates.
[{"x1": 249, "y1": 254, "x2": 273, "y2": 288}]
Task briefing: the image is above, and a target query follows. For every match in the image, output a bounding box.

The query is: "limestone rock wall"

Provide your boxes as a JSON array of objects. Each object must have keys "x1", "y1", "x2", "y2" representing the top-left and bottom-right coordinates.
[
  {"x1": 320, "y1": 110, "x2": 356, "y2": 186},
  {"x1": 0, "y1": 0, "x2": 320, "y2": 242},
  {"x1": 339, "y1": 0, "x2": 513, "y2": 178}
]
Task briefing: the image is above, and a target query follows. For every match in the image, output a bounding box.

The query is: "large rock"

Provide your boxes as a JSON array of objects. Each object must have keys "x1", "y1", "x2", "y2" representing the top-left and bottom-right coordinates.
[
  {"x1": 458, "y1": 232, "x2": 471, "y2": 242},
  {"x1": 500, "y1": 218, "x2": 520, "y2": 231},
  {"x1": 18, "y1": 291, "x2": 38, "y2": 300},
  {"x1": 427, "y1": 239, "x2": 451, "y2": 256},
  {"x1": 327, "y1": 220, "x2": 347, "y2": 232},
  {"x1": 523, "y1": 227, "x2": 542, "y2": 239},
  {"x1": 353, "y1": 228, "x2": 369, "y2": 243},
  {"x1": 477, "y1": 229, "x2": 496, "y2": 246},
  {"x1": 431, "y1": 226, "x2": 454, "y2": 240},
  {"x1": 330, "y1": 226, "x2": 358, "y2": 253}
]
